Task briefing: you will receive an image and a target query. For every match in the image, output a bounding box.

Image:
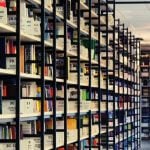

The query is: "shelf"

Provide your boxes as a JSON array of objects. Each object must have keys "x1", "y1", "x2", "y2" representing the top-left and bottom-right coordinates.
[
  {"x1": 0, "y1": 0, "x2": 141, "y2": 149},
  {"x1": 0, "y1": 68, "x2": 16, "y2": 75},
  {"x1": 0, "y1": 112, "x2": 52, "y2": 122},
  {"x1": 46, "y1": 128, "x2": 113, "y2": 150}
]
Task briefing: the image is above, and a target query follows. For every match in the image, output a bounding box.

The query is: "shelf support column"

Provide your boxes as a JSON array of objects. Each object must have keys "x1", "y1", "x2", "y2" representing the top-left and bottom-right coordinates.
[
  {"x1": 16, "y1": 0, "x2": 21, "y2": 149},
  {"x1": 52, "y1": 0, "x2": 57, "y2": 149}
]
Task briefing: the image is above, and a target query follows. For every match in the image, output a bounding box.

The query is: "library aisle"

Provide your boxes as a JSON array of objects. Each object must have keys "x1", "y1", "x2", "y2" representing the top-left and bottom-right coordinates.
[{"x1": 0, "y1": 0, "x2": 148, "y2": 150}]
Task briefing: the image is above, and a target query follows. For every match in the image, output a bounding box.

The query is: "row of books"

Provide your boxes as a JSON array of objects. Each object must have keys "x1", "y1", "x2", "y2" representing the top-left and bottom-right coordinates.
[
  {"x1": 0, "y1": 37, "x2": 53, "y2": 76},
  {"x1": 0, "y1": 116, "x2": 99, "y2": 140},
  {"x1": 0, "y1": 130, "x2": 99, "y2": 150},
  {"x1": 0, "y1": 98, "x2": 106, "y2": 115},
  {"x1": 0, "y1": 0, "x2": 52, "y2": 37},
  {"x1": 1, "y1": 95, "x2": 132, "y2": 115},
  {"x1": 0, "y1": 0, "x2": 106, "y2": 44},
  {"x1": 1, "y1": 99, "x2": 53, "y2": 114},
  {"x1": 0, "y1": 37, "x2": 104, "y2": 81}
]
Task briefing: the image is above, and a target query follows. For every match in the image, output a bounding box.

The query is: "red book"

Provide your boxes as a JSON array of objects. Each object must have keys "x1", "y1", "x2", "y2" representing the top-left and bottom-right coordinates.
[
  {"x1": 10, "y1": 126, "x2": 16, "y2": 139},
  {"x1": 119, "y1": 96, "x2": 123, "y2": 109},
  {"x1": 50, "y1": 87, "x2": 54, "y2": 97},
  {"x1": 3, "y1": 85, "x2": 7, "y2": 96},
  {"x1": 9, "y1": 40, "x2": 16, "y2": 54},
  {"x1": 0, "y1": 0, "x2": 6, "y2": 7},
  {"x1": 58, "y1": 148, "x2": 65, "y2": 150},
  {"x1": 44, "y1": 67, "x2": 48, "y2": 76},
  {"x1": 36, "y1": 120, "x2": 41, "y2": 133}
]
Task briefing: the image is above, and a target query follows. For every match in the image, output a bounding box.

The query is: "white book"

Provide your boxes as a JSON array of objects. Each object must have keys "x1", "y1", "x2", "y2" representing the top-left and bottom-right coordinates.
[
  {"x1": 21, "y1": 122, "x2": 32, "y2": 134},
  {"x1": 29, "y1": 82, "x2": 37, "y2": 97},
  {"x1": 56, "y1": 120, "x2": 64, "y2": 129},
  {"x1": 22, "y1": 84, "x2": 27, "y2": 97},
  {"x1": 21, "y1": 121, "x2": 36, "y2": 134},
  {"x1": 45, "y1": 0, "x2": 52, "y2": 9},
  {"x1": 20, "y1": 0, "x2": 28, "y2": 17}
]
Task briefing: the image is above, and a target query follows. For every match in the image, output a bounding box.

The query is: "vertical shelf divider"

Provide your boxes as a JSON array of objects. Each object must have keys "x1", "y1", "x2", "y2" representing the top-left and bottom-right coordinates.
[
  {"x1": 126, "y1": 28, "x2": 129, "y2": 150},
  {"x1": 41, "y1": 0, "x2": 45, "y2": 149},
  {"x1": 77, "y1": 0, "x2": 81, "y2": 149},
  {"x1": 88, "y1": 0, "x2": 92, "y2": 149},
  {"x1": 113, "y1": 0, "x2": 116, "y2": 148},
  {"x1": 52, "y1": 0, "x2": 57, "y2": 149},
  {"x1": 122, "y1": 24, "x2": 125, "y2": 149},
  {"x1": 63, "y1": 0, "x2": 68, "y2": 149},
  {"x1": 106, "y1": 1, "x2": 109, "y2": 149},
  {"x1": 98, "y1": 0, "x2": 101, "y2": 149},
  {"x1": 16, "y1": 0, "x2": 21, "y2": 149}
]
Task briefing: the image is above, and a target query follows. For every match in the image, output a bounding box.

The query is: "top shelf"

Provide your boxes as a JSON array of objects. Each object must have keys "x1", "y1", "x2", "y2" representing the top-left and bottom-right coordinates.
[{"x1": 28, "y1": 0, "x2": 112, "y2": 28}]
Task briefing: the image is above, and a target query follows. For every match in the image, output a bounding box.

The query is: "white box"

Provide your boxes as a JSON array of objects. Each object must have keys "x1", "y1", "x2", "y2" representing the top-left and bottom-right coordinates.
[
  {"x1": 0, "y1": 7, "x2": 7, "y2": 24},
  {"x1": 34, "y1": 20, "x2": 41, "y2": 36},
  {"x1": 0, "y1": 143, "x2": 15, "y2": 150},
  {"x1": 6, "y1": 57, "x2": 16, "y2": 70},
  {"x1": 26, "y1": 18, "x2": 34, "y2": 35},
  {"x1": 44, "y1": 135, "x2": 53, "y2": 148},
  {"x1": 2, "y1": 99, "x2": 34, "y2": 114},
  {"x1": 20, "y1": 139, "x2": 34, "y2": 150}
]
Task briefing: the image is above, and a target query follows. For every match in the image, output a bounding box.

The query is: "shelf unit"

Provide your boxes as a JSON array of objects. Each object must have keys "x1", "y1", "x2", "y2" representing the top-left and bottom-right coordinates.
[
  {"x1": 0, "y1": 0, "x2": 141, "y2": 149},
  {"x1": 140, "y1": 45, "x2": 150, "y2": 140}
]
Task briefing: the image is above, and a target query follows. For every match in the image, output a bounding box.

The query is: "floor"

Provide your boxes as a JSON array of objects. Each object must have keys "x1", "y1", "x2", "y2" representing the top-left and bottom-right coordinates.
[{"x1": 141, "y1": 140, "x2": 150, "y2": 150}]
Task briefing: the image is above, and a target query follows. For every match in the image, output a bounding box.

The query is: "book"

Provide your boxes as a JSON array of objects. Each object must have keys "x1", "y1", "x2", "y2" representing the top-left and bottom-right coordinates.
[
  {"x1": 45, "y1": 53, "x2": 53, "y2": 77},
  {"x1": 21, "y1": 82, "x2": 37, "y2": 97},
  {"x1": 21, "y1": 121, "x2": 37, "y2": 135},
  {"x1": 2, "y1": 82, "x2": 16, "y2": 97},
  {"x1": 20, "y1": 46, "x2": 24, "y2": 73},
  {"x1": 0, "y1": 0, "x2": 7, "y2": 24},
  {"x1": 44, "y1": 118, "x2": 77, "y2": 130},
  {"x1": 0, "y1": 0, "x2": 6, "y2": 7},
  {"x1": 6, "y1": 39, "x2": 16, "y2": 54},
  {"x1": 0, "y1": 124, "x2": 16, "y2": 139},
  {"x1": 8, "y1": 0, "x2": 16, "y2": 11}
]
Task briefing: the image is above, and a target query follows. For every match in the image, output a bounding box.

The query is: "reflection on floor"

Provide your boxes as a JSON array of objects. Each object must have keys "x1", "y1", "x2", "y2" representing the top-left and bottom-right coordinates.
[{"x1": 141, "y1": 140, "x2": 150, "y2": 150}]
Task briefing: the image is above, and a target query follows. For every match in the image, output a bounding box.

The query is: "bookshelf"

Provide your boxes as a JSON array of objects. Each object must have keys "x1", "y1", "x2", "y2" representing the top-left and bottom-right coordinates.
[
  {"x1": 140, "y1": 45, "x2": 150, "y2": 140},
  {"x1": 0, "y1": 0, "x2": 141, "y2": 149}
]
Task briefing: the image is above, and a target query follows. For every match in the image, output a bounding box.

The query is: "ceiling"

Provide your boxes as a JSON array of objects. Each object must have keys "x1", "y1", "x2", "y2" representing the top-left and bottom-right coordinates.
[{"x1": 115, "y1": 0, "x2": 150, "y2": 44}]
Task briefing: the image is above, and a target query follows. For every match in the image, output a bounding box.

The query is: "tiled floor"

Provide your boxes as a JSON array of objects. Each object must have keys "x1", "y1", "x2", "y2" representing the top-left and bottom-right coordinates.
[{"x1": 141, "y1": 140, "x2": 150, "y2": 150}]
